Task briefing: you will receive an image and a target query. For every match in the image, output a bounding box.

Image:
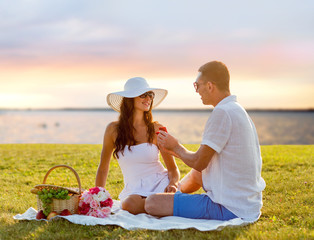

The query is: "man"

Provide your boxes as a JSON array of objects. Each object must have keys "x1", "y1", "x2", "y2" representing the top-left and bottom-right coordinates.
[{"x1": 145, "y1": 61, "x2": 266, "y2": 222}]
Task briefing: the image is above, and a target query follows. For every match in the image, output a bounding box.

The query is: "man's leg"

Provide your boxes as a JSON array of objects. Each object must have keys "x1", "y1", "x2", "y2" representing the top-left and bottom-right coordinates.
[
  {"x1": 180, "y1": 169, "x2": 202, "y2": 193},
  {"x1": 144, "y1": 193, "x2": 175, "y2": 217}
]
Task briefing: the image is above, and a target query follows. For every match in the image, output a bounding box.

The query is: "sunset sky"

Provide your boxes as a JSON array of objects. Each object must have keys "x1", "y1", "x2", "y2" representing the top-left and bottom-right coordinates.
[{"x1": 1, "y1": 0, "x2": 313, "y2": 109}]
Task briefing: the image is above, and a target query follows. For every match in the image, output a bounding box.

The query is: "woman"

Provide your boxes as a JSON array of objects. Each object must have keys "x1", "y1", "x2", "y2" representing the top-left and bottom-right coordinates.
[{"x1": 95, "y1": 77, "x2": 180, "y2": 214}]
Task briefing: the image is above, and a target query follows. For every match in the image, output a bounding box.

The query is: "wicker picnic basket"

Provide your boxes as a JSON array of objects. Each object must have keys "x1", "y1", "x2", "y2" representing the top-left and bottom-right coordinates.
[{"x1": 31, "y1": 165, "x2": 82, "y2": 214}]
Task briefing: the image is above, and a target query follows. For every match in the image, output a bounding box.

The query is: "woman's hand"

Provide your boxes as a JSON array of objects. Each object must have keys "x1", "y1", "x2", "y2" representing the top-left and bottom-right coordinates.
[{"x1": 164, "y1": 183, "x2": 178, "y2": 193}]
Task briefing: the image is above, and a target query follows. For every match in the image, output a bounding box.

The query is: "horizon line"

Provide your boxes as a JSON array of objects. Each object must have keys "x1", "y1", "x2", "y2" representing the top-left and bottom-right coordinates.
[{"x1": 0, "y1": 107, "x2": 313, "y2": 112}]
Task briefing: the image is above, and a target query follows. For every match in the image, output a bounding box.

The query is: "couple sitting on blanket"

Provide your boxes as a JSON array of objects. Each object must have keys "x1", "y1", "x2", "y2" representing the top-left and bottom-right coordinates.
[{"x1": 95, "y1": 61, "x2": 266, "y2": 222}]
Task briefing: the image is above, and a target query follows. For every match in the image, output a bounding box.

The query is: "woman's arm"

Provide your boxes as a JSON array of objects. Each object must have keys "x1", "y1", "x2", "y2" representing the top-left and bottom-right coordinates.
[
  {"x1": 160, "y1": 149, "x2": 180, "y2": 192},
  {"x1": 155, "y1": 123, "x2": 180, "y2": 192},
  {"x1": 95, "y1": 122, "x2": 116, "y2": 187}
]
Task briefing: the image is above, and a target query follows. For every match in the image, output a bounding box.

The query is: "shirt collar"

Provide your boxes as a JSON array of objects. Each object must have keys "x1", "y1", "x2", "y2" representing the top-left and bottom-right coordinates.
[{"x1": 216, "y1": 95, "x2": 237, "y2": 107}]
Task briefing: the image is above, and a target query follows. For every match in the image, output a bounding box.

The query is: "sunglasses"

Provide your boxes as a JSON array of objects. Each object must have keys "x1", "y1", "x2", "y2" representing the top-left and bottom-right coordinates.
[
  {"x1": 139, "y1": 91, "x2": 155, "y2": 100},
  {"x1": 193, "y1": 81, "x2": 207, "y2": 92}
]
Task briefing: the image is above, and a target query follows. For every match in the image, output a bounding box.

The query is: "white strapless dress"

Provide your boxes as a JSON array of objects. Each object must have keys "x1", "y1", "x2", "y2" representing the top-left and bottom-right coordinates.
[{"x1": 117, "y1": 143, "x2": 169, "y2": 200}]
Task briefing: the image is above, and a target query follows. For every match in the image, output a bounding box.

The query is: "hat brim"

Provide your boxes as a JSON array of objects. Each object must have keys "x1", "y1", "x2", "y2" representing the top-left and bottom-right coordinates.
[{"x1": 107, "y1": 88, "x2": 168, "y2": 112}]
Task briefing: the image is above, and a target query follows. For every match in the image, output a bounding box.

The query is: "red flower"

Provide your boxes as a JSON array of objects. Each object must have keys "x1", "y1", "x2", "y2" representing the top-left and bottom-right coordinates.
[
  {"x1": 159, "y1": 126, "x2": 167, "y2": 132},
  {"x1": 79, "y1": 202, "x2": 90, "y2": 214},
  {"x1": 89, "y1": 187, "x2": 100, "y2": 195},
  {"x1": 100, "y1": 198, "x2": 113, "y2": 208}
]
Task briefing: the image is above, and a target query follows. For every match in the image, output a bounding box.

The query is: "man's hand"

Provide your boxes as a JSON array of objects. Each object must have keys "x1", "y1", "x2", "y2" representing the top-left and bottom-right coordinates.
[{"x1": 157, "y1": 131, "x2": 180, "y2": 157}]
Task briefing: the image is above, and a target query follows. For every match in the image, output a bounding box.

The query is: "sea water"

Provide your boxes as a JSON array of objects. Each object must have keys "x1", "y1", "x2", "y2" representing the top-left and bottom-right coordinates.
[{"x1": 0, "y1": 109, "x2": 313, "y2": 145}]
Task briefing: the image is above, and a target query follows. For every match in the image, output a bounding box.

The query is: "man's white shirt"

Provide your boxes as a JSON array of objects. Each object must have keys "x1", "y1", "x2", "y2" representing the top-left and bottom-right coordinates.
[{"x1": 201, "y1": 95, "x2": 266, "y2": 222}]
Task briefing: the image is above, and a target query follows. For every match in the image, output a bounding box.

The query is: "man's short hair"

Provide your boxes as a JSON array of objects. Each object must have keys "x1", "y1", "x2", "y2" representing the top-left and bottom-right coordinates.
[{"x1": 198, "y1": 61, "x2": 230, "y2": 92}]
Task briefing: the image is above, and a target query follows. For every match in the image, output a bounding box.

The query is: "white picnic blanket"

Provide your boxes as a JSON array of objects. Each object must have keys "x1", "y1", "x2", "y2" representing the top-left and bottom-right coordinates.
[{"x1": 14, "y1": 200, "x2": 249, "y2": 231}]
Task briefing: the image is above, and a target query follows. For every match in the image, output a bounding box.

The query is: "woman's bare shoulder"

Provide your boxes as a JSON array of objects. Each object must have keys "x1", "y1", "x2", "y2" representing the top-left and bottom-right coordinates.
[
  {"x1": 108, "y1": 121, "x2": 118, "y2": 127},
  {"x1": 106, "y1": 121, "x2": 118, "y2": 134},
  {"x1": 102, "y1": 121, "x2": 118, "y2": 143}
]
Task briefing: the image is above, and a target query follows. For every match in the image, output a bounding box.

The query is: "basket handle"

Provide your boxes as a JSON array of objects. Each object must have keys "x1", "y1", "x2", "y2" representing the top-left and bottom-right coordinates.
[{"x1": 42, "y1": 165, "x2": 82, "y2": 194}]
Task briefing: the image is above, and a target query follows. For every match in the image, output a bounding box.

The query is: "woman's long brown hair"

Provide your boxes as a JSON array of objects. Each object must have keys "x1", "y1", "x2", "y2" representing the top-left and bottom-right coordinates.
[{"x1": 113, "y1": 97, "x2": 155, "y2": 159}]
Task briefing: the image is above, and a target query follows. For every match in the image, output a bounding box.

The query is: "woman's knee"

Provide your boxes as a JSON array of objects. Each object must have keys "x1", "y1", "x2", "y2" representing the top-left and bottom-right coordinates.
[
  {"x1": 121, "y1": 195, "x2": 145, "y2": 214},
  {"x1": 121, "y1": 195, "x2": 138, "y2": 211}
]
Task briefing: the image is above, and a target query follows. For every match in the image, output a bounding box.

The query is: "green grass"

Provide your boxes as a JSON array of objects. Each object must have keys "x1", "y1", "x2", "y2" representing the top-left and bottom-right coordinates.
[{"x1": 0, "y1": 144, "x2": 313, "y2": 240}]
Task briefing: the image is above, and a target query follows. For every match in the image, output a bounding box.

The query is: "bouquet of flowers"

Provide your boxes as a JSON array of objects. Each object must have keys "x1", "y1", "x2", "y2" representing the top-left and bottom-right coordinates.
[{"x1": 78, "y1": 187, "x2": 113, "y2": 218}]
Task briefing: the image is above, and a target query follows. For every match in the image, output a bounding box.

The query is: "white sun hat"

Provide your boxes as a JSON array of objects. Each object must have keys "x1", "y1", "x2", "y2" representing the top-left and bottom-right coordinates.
[{"x1": 106, "y1": 77, "x2": 168, "y2": 112}]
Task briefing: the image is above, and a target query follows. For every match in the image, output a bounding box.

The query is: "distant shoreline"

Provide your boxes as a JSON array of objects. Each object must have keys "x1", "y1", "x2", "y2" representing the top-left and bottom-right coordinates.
[{"x1": 0, "y1": 108, "x2": 313, "y2": 113}]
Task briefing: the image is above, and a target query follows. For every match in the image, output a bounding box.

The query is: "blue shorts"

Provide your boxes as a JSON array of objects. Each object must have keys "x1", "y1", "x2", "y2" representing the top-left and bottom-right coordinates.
[{"x1": 173, "y1": 191, "x2": 238, "y2": 220}]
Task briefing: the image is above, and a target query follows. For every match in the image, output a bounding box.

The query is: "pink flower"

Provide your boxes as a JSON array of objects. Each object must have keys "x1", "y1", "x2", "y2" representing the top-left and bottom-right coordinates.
[
  {"x1": 100, "y1": 207, "x2": 111, "y2": 216},
  {"x1": 94, "y1": 209, "x2": 106, "y2": 218},
  {"x1": 89, "y1": 187, "x2": 100, "y2": 195},
  {"x1": 87, "y1": 209, "x2": 98, "y2": 217},
  {"x1": 90, "y1": 199, "x2": 100, "y2": 209},
  {"x1": 80, "y1": 191, "x2": 93, "y2": 205},
  {"x1": 83, "y1": 193, "x2": 93, "y2": 204},
  {"x1": 79, "y1": 187, "x2": 112, "y2": 218}
]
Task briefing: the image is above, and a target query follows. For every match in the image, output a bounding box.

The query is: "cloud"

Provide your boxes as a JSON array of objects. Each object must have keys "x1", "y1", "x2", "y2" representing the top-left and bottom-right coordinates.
[{"x1": 0, "y1": 1, "x2": 313, "y2": 108}]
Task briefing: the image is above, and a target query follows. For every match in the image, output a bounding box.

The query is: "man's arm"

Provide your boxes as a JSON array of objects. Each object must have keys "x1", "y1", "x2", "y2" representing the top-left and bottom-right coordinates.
[{"x1": 157, "y1": 131, "x2": 216, "y2": 172}]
